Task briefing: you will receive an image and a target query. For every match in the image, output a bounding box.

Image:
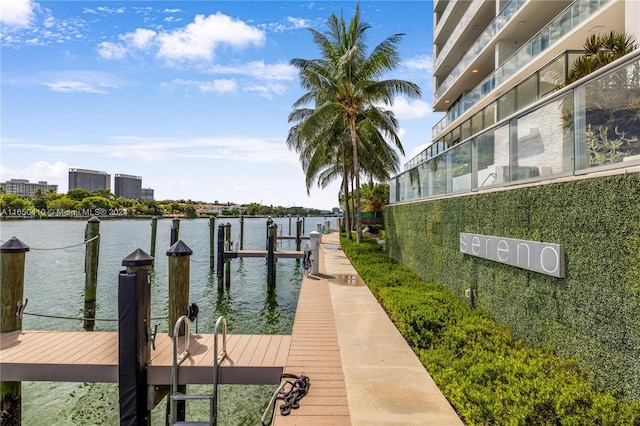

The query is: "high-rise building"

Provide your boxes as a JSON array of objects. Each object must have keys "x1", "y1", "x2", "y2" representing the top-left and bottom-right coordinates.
[
  {"x1": 390, "y1": 0, "x2": 640, "y2": 202},
  {"x1": 140, "y1": 188, "x2": 154, "y2": 200},
  {"x1": 114, "y1": 174, "x2": 142, "y2": 199},
  {"x1": 68, "y1": 168, "x2": 111, "y2": 192},
  {"x1": 0, "y1": 179, "x2": 58, "y2": 197}
]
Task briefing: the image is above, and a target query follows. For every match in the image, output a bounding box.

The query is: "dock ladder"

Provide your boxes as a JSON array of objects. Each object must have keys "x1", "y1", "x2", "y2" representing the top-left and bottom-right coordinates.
[{"x1": 169, "y1": 315, "x2": 231, "y2": 426}]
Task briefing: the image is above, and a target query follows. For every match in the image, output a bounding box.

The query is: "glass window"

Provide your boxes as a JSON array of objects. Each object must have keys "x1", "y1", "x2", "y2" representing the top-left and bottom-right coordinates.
[
  {"x1": 513, "y1": 96, "x2": 573, "y2": 182},
  {"x1": 539, "y1": 55, "x2": 565, "y2": 97},
  {"x1": 450, "y1": 142, "x2": 472, "y2": 192},
  {"x1": 471, "y1": 111, "x2": 483, "y2": 135},
  {"x1": 475, "y1": 131, "x2": 498, "y2": 188},
  {"x1": 498, "y1": 89, "x2": 516, "y2": 121},
  {"x1": 517, "y1": 74, "x2": 538, "y2": 110},
  {"x1": 484, "y1": 102, "x2": 496, "y2": 128},
  {"x1": 578, "y1": 61, "x2": 640, "y2": 169},
  {"x1": 461, "y1": 119, "x2": 472, "y2": 141}
]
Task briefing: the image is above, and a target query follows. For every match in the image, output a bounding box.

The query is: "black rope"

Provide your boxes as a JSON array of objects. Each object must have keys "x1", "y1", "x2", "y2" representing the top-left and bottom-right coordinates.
[{"x1": 277, "y1": 372, "x2": 310, "y2": 416}]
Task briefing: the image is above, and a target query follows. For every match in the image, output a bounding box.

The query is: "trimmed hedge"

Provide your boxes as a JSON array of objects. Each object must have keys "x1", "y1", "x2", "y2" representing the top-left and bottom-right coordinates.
[
  {"x1": 340, "y1": 235, "x2": 640, "y2": 425},
  {"x1": 385, "y1": 173, "x2": 640, "y2": 401}
]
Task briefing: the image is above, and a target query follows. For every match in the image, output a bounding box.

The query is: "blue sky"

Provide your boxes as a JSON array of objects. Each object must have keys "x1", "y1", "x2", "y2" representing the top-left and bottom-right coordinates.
[{"x1": 1, "y1": 0, "x2": 440, "y2": 210}]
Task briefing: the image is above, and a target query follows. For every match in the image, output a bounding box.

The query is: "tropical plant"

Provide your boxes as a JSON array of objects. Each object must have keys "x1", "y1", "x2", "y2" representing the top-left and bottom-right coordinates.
[
  {"x1": 566, "y1": 31, "x2": 638, "y2": 84},
  {"x1": 288, "y1": 3, "x2": 421, "y2": 243},
  {"x1": 562, "y1": 32, "x2": 640, "y2": 166}
]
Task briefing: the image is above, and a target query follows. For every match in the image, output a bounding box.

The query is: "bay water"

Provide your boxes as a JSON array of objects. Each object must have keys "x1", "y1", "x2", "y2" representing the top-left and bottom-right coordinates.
[{"x1": 0, "y1": 216, "x2": 333, "y2": 425}]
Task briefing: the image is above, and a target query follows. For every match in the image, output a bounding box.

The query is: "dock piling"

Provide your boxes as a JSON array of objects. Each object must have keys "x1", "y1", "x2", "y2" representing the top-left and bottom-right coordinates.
[
  {"x1": 209, "y1": 217, "x2": 216, "y2": 269},
  {"x1": 166, "y1": 240, "x2": 192, "y2": 422},
  {"x1": 267, "y1": 223, "x2": 277, "y2": 292},
  {"x1": 170, "y1": 219, "x2": 180, "y2": 246},
  {"x1": 216, "y1": 224, "x2": 224, "y2": 291},
  {"x1": 150, "y1": 216, "x2": 158, "y2": 259},
  {"x1": 1, "y1": 237, "x2": 29, "y2": 425},
  {"x1": 239, "y1": 214, "x2": 244, "y2": 250},
  {"x1": 225, "y1": 223, "x2": 232, "y2": 287},
  {"x1": 118, "y1": 249, "x2": 154, "y2": 425},
  {"x1": 84, "y1": 216, "x2": 100, "y2": 331}
]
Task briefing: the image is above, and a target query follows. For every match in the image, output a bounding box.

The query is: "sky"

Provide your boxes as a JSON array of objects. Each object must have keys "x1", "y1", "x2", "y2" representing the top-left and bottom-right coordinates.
[{"x1": 1, "y1": 0, "x2": 441, "y2": 210}]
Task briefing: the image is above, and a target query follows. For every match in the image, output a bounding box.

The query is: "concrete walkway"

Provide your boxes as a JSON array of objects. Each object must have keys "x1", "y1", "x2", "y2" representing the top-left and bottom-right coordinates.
[{"x1": 305, "y1": 232, "x2": 463, "y2": 425}]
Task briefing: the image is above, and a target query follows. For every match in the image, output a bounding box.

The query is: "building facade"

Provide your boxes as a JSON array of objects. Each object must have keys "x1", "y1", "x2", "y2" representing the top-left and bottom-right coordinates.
[
  {"x1": 385, "y1": 0, "x2": 640, "y2": 400},
  {"x1": 114, "y1": 174, "x2": 142, "y2": 199},
  {"x1": 141, "y1": 188, "x2": 154, "y2": 200},
  {"x1": 68, "y1": 168, "x2": 111, "y2": 193},
  {"x1": 0, "y1": 179, "x2": 58, "y2": 197},
  {"x1": 391, "y1": 0, "x2": 640, "y2": 202}
]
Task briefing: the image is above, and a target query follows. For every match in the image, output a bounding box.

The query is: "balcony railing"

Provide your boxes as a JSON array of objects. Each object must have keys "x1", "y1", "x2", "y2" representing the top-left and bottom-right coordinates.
[
  {"x1": 434, "y1": 0, "x2": 485, "y2": 71},
  {"x1": 432, "y1": 0, "x2": 611, "y2": 140},
  {"x1": 391, "y1": 50, "x2": 640, "y2": 205},
  {"x1": 434, "y1": 0, "x2": 528, "y2": 103}
]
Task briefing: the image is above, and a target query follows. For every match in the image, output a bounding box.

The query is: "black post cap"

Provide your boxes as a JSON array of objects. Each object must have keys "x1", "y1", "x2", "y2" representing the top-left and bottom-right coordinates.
[
  {"x1": 88, "y1": 215, "x2": 100, "y2": 223},
  {"x1": 122, "y1": 248, "x2": 154, "y2": 266},
  {"x1": 166, "y1": 240, "x2": 193, "y2": 257},
  {"x1": 0, "y1": 237, "x2": 30, "y2": 253}
]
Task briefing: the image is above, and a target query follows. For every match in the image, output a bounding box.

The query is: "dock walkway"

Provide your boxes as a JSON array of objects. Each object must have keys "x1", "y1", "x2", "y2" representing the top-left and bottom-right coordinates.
[
  {"x1": 273, "y1": 232, "x2": 463, "y2": 425},
  {"x1": 0, "y1": 331, "x2": 291, "y2": 386}
]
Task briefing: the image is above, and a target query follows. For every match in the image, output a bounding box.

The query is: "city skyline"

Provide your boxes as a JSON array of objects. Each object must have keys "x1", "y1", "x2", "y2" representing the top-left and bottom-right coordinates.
[{"x1": 1, "y1": 0, "x2": 440, "y2": 210}]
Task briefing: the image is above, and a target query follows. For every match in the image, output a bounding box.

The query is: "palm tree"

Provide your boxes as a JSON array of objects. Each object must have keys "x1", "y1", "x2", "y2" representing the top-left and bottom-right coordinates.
[{"x1": 288, "y1": 4, "x2": 421, "y2": 243}]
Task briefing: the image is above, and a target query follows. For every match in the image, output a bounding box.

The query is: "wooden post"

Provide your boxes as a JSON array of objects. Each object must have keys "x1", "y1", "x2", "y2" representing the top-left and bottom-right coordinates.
[
  {"x1": 1, "y1": 237, "x2": 29, "y2": 425},
  {"x1": 150, "y1": 216, "x2": 158, "y2": 259},
  {"x1": 296, "y1": 219, "x2": 302, "y2": 251},
  {"x1": 84, "y1": 216, "x2": 100, "y2": 331},
  {"x1": 170, "y1": 218, "x2": 180, "y2": 246},
  {"x1": 209, "y1": 216, "x2": 216, "y2": 269},
  {"x1": 239, "y1": 214, "x2": 244, "y2": 250},
  {"x1": 216, "y1": 224, "x2": 224, "y2": 291},
  {"x1": 224, "y1": 223, "x2": 232, "y2": 287},
  {"x1": 288, "y1": 214, "x2": 292, "y2": 236},
  {"x1": 166, "y1": 240, "x2": 192, "y2": 423},
  {"x1": 265, "y1": 217, "x2": 273, "y2": 249},
  {"x1": 118, "y1": 248, "x2": 154, "y2": 425},
  {"x1": 267, "y1": 223, "x2": 277, "y2": 292}
]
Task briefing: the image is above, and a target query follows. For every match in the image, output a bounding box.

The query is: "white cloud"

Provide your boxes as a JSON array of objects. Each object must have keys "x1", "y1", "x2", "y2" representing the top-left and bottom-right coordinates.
[
  {"x1": 0, "y1": 161, "x2": 68, "y2": 183},
  {"x1": 0, "y1": 0, "x2": 36, "y2": 27},
  {"x1": 120, "y1": 28, "x2": 156, "y2": 50},
  {"x1": 97, "y1": 41, "x2": 127, "y2": 60},
  {"x1": 402, "y1": 54, "x2": 434, "y2": 73},
  {"x1": 45, "y1": 80, "x2": 108, "y2": 94},
  {"x1": 156, "y1": 13, "x2": 265, "y2": 63},
  {"x1": 245, "y1": 82, "x2": 287, "y2": 100},
  {"x1": 204, "y1": 61, "x2": 297, "y2": 81},
  {"x1": 40, "y1": 71, "x2": 122, "y2": 94},
  {"x1": 172, "y1": 78, "x2": 238, "y2": 94},
  {"x1": 390, "y1": 97, "x2": 431, "y2": 120}
]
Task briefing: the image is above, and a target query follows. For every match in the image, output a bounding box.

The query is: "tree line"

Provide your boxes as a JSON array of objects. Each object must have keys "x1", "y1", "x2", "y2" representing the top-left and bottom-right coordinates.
[{"x1": 0, "y1": 182, "x2": 388, "y2": 219}]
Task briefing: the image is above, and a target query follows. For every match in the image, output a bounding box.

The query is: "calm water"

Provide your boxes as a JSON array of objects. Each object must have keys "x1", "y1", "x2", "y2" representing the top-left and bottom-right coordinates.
[{"x1": 0, "y1": 216, "x2": 334, "y2": 425}]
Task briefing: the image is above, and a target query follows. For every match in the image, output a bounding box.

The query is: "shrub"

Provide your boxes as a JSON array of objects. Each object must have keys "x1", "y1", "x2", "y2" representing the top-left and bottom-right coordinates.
[{"x1": 340, "y1": 234, "x2": 640, "y2": 425}]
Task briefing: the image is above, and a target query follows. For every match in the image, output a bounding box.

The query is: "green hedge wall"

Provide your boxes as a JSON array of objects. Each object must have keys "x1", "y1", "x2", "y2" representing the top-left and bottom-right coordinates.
[{"x1": 385, "y1": 173, "x2": 640, "y2": 400}]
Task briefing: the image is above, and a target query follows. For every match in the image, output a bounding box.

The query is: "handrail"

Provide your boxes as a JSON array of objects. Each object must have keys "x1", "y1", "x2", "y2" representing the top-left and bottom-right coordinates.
[
  {"x1": 170, "y1": 315, "x2": 191, "y2": 425},
  {"x1": 212, "y1": 316, "x2": 231, "y2": 426}
]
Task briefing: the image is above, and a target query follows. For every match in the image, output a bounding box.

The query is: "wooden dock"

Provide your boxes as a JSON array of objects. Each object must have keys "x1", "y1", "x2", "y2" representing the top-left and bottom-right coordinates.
[
  {"x1": 0, "y1": 331, "x2": 291, "y2": 386},
  {"x1": 223, "y1": 250, "x2": 304, "y2": 259},
  {"x1": 273, "y1": 238, "x2": 351, "y2": 425}
]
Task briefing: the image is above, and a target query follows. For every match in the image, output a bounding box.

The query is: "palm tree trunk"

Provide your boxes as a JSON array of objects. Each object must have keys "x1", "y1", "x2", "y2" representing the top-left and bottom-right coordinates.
[
  {"x1": 349, "y1": 116, "x2": 362, "y2": 243},
  {"x1": 341, "y1": 141, "x2": 352, "y2": 238}
]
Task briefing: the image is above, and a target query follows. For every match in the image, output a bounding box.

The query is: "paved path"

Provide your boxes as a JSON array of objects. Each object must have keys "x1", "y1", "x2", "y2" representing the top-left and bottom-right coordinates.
[{"x1": 276, "y1": 231, "x2": 463, "y2": 425}]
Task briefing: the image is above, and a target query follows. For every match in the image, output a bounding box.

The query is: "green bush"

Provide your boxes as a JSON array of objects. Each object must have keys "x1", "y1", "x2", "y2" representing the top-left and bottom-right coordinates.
[{"x1": 340, "y1": 234, "x2": 640, "y2": 425}]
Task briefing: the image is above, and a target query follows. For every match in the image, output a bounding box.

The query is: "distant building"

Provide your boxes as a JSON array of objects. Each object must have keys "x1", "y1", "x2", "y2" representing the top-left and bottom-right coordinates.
[
  {"x1": 141, "y1": 188, "x2": 154, "y2": 200},
  {"x1": 114, "y1": 174, "x2": 142, "y2": 199},
  {"x1": 69, "y1": 168, "x2": 110, "y2": 192},
  {"x1": 0, "y1": 179, "x2": 58, "y2": 197}
]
